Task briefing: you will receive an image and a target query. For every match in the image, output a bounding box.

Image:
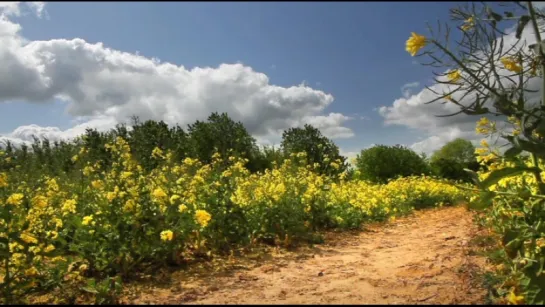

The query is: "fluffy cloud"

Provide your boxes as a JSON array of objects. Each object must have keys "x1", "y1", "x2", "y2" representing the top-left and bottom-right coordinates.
[
  {"x1": 400, "y1": 81, "x2": 420, "y2": 99},
  {"x1": 0, "y1": 3, "x2": 353, "y2": 147},
  {"x1": 0, "y1": 2, "x2": 45, "y2": 18},
  {"x1": 379, "y1": 19, "x2": 544, "y2": 155}
]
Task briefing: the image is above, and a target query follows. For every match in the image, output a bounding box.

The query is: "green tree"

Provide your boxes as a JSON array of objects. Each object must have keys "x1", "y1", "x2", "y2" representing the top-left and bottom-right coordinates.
[
  {"x1": 355, "y1": 144, "x2": 430, "y2": 184},
  {"x1": 280, "y1": 124, "x2": 347, "y2": 176},
  {"x1": 429, "y1": 138, "x2": 480, "y2": 181},
  {"x1": 187, "y1": 112, "x2": 261, "y2": 170},
  {"x1": 430, "y1": 138, "x2": 476, "y2": 164},
  {"x1": 128, "y1": 118, "x2": 177, "y2": 171}
]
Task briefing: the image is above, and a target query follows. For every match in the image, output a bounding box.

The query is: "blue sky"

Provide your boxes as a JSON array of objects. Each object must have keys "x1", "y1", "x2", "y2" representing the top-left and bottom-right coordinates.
[{"x1": 0, "y1": 1, "x2": 530, "y2": 158}]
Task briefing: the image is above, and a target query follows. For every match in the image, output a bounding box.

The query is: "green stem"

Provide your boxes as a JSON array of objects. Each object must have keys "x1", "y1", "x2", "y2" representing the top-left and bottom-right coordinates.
[
  {"x1": 431, "y1": 41, "x2": 503, "y2": 99},
  {"x1": 527, "y1": 2, "x2": 545, "y2": 194},
  {"x1": 527, "y1": 2, "x2": 545, "y2": 100}
]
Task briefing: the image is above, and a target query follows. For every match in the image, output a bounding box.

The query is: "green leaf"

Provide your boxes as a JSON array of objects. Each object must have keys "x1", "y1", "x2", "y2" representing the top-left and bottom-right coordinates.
[
  {"x1": 504, "y1": 11, "x2": 514, "y2": 18},
  {"x1": 480, "y1": 167, "x2": 539, "y2": 189},
  {"x1": 81, "y1": 287, "x2": 99, "y2": 294},
  {"x1": 521, "y1": 275, "x2": 545, "y2": 304},
  {"x1": 504, "y1": 146, "x2": 523, "y2": 158},
  {"x1": 468, "y1": 191, "x2": 495, "y2": 211},
  {"x1": 515, "y1": 138, "x2": 545, "y2": 157},
  {"x1": 537, "y1": 256, "x2": 545, "y2": 277},
  {"x1": 516, "y1": 15, "x2": 531, "y2": 39}
]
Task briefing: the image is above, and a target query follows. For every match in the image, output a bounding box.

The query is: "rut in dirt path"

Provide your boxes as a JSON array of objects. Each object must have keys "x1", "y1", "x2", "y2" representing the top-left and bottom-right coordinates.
[{"x1": 131, "y1": 206, "x2": 489, "y2": 305}]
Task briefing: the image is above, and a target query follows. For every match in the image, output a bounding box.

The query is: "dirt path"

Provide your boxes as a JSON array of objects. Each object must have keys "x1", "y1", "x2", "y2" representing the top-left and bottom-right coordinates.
[{"x1": 129, "y1": 206, "x2": 489, "y2": 305}]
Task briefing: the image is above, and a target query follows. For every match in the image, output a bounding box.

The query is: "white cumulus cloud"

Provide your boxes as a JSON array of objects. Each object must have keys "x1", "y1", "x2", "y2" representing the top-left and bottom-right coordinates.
[{"x1": 0, "y1": 2, "x2": 353, "y2": 147}]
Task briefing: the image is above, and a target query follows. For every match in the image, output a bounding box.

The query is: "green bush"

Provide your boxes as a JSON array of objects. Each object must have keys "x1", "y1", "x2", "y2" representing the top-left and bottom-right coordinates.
[
  {"x1": 281, "y1": 124, "x2": 347, "y2": 176},
  {"x1": 429, "y1": 138, "x2": 479, "y2": 182},
  {"x1": 355, "y1": 145, "x2": 430, "y2": 183}
]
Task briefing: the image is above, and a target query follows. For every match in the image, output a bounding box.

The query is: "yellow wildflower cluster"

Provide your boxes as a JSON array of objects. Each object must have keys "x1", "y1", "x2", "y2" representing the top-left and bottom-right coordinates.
[
  {"x1": 0, "y1": 136, "x2": 470, "y2": 302},
  {"x1": 501, "y1": 56, "x2": 522, "y2": 73},
  {"x1": 447, "y1": 69, "x2": 462, "y2": 83},
  {"x1": 469, "y1": 116, "x2": 545, "y2": 304}
]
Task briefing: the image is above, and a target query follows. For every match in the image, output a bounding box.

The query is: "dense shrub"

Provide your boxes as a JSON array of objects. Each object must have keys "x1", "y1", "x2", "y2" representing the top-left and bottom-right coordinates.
[
  {"x1": 429, "y1": 138, "x2": 479, "y2": 182},
  {"x1": 281, "y1": 124, "x2": 347, "y2": 176},
  {"x1": 355, "y1": 144, "x2": 430, "y2": 183}
]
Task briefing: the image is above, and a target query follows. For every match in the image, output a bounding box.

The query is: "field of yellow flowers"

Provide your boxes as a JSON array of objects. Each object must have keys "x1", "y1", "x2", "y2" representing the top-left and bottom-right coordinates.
[
  {"x1": 468, "y1": 116, "x2": 545, "y2": 305},
  {"x1": 0, "y1": 137, "x2": 471, "y2": 304}
]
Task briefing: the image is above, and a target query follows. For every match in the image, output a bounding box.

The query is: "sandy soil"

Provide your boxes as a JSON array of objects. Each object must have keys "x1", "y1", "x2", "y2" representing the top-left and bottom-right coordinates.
[{"x1": 127, "y1": 206, "x2": 489, "y2": 305}]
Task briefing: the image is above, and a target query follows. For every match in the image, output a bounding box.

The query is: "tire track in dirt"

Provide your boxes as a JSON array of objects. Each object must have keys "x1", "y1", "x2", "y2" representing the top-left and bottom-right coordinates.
[{"x1": 129, "y1": 206, "x2": 488, "y2": 305}]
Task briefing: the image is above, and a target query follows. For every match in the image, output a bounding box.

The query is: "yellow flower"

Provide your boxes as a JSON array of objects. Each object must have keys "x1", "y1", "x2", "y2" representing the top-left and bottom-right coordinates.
[
  {"x1": 406, "y1": 32, "x2": 427, "y2": 56},
  {"x1": 160, "y1": 230, "x2": 174, "y2": 242},
  {"x1": 461, "y1": 16, "x2": 475, "y2": 31},
  {"x1": 0, "y1": 172, "x2": 7, "y2": 188},
  {"x1": 82, "y1": 215, "x2": 94, "y2": 226},
  {"x1": 47, "y1": 231, "x2": 59, "y2": 239},
  {"x1": 447, "y1": 69, "x2": 462, "y2": 83},
  {"x1": 507, "y1": 290, "x2": 524, "y2": 305},
  {"x1": 152, "y1": 187, "x2": 167, "y2": 199},
  {"x1": 106, "y1": 191, "x2": 116, "y2": 202},
  {"x1": 54, "y1": 218, "x2": 63, "y2": 229},
  {"x1": 29, "y1": 246, "x2": 42, "y2": 254},
  {"x1": 501, "y1": 56, "x2": 522, "y2": 73},
  {"x1": 25, "y1": 267, "x2": 39, "y2": 277},
  {"x1": 151, "y1": 147, "x2": 164, "y2": 159},
  {"x1": 44, "y1": 244, "x2": 55, "y2": 253},
  {"x1": 91, "y1": 180, "x2": 104, "y2": 189},
  {"x1": 121, "y1": 171, "x2": 133, "y2": 179},
  {"x1": 195, "y1": 210, "x2": 212, "y2": 227},
  {"x1": 9, "y1": 242, "x2": 23, "y2": 252},
  {"x1": 170, "y1": 194, "x2": 181, "y2": 204},
  {"x1": 6, "y1": 193, "x2": 24, "y2": 206},
  {"x1": 475, "y1": 147, "x2": 488, "y2": 156},
  {"x1": 20, "y1": 232, "x2": 38, "y2": 244},
  {"x1": 79, "y1": 264, "x2": 88, "y2": 272},
  {"x1": 178, "y1": 204, "x2": 188, "y2": 213},
  {"x1": 82, "y1": 166, "x2": 94, "y2": 176},
  {"x1": 123, "y1": 199, "x2": 136, "y2": 212},
  {"x1": 476, "y1": 117, "x2": 494, "y2": 135},
  {"x1": 61, "y1": 199, "x2": 77, "y2": 215},
  {"x1": 32, "y1": 195, "x2": 48, "y2": 208}
]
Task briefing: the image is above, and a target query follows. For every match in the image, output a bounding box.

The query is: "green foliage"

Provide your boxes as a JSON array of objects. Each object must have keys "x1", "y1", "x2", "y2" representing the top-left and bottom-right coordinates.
[
  {"x1": 409, "y1": 1, "x2": 545, "y2": 304},
  {"x1": 280, "y1": 124, "x2": 347, "y2": 176},
  {"x1": 429, "y1": 138, "x2": 480, "y2": 182},
  {"x1": 187, "y1": 112, "x2": 262, "y2": 171},
  {"x1": 355, "y1": 144, "x2": 430, "y2": 183},
  {"x1": 430, "y1": 138, "x2": 476, "y2": 164}
]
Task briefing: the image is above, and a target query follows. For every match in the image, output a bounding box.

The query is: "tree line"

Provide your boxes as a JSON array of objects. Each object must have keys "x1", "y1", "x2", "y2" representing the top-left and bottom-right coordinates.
[{"x1": 1, "y1": 112, "x2": 482, "y2": 183}]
